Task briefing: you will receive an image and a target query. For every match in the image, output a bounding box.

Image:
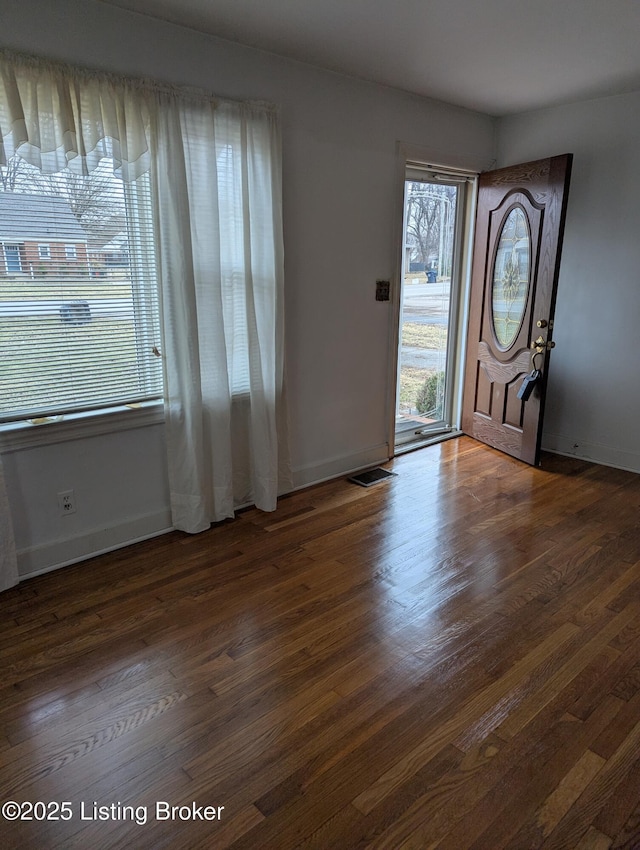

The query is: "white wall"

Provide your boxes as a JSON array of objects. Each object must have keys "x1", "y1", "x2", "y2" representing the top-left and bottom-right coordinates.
[
  {"x1": 1, "y1": 0, "x2": 495, "y2": 576},
  {"x1": 497, "y1": 92, "x2": 640, "y2": 472},
  {"x1": 2, "y1": 423, "x2": 172, "y2": 576}
]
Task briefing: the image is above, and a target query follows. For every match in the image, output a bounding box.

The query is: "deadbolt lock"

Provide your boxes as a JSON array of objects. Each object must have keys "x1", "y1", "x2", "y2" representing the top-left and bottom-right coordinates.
[
  {"x1": 531, "y1": 335, "x2": 556, "y2": 354},
  {"x1": 537, "y1": 319, "x2": 548, "y2": 328}
]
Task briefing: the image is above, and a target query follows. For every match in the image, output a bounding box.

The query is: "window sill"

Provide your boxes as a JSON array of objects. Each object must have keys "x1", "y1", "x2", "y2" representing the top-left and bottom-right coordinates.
[{"x1": 0, "y1": 402, "x2": 165, "y2": 453}]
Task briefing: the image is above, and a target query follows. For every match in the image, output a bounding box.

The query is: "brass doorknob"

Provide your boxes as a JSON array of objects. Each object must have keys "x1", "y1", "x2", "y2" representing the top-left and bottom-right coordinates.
[{"x1": 531, "y1": 336, "x2": 556, "y2": 352}]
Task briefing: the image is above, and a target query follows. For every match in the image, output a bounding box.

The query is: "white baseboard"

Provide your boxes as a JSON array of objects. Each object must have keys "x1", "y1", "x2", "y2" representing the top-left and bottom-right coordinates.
[
  {"x1": 14, "y1": 446, "x2": 390, "y2": 578},
  {"x1": 17, "y1": 509, "x2": 174, "y2": 579},
  {"x1": 542, "y1": 433, "x2": 640, "y2": 474},
  {"x1": 14, "y1": 443, "x2": 404, "y2": 578},
  {"x1": 291, "y1": 443, "x2": 390, "y2": 490}
]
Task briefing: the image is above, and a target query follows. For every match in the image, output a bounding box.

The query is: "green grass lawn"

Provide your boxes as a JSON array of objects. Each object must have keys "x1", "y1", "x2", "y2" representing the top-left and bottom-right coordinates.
[
  {"x1": 398, "y1": 322, "x2": 447, "y2": 411},
  {"x1": 401, "y1": 321, "x2": 447, "y2": 351},
  {"x1": 0, "y1": 273, "x2": 133, "y2": 302},
  {"x1": 0, "y1": 270, "x2": 158, "y2": 417},
  {"x1": 0, "y1": 314, "x2": 151, "y2": 417}
]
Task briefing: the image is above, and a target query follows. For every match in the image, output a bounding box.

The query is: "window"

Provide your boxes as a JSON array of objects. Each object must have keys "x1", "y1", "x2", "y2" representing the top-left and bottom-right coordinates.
[
  {"x1": 0, "y1": 155, "x2": 163, "y2": 424},
  {"x1": 1, "y1": 49, "x2": 287, "y2": 526},
  {"x1": 3, "y1": 244, "x2": 22, "y2": 274}
]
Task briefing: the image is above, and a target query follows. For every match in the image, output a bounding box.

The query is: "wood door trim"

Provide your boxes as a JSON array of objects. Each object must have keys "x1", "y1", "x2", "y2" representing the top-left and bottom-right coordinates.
[{"x1": 477, "y1": 342, "x2": 531, "y2": 384}]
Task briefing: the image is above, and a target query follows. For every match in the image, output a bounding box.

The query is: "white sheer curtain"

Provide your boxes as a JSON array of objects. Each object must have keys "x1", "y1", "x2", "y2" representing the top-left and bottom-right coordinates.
[
  {"x1": 0, "y1": 456, "x2": 18, "y2": 592},
  {"x1": 152, "y1": 93, "x2": 290, "y2": 530},
  {"x1": 0, "y1": 50, "x2": 290, "y2": 543}
]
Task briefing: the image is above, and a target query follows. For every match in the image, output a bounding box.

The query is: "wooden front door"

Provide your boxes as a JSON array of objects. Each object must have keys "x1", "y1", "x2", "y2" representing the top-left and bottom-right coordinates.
[{"x1": 461, "y1": 154, "x2": 572, "y2": 465}]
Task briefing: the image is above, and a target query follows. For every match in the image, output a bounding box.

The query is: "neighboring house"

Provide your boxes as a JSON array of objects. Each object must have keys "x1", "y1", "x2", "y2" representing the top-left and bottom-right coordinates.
[
  {"x1": 87, "y1": 233, "x2": 130, "y2": 276},
  {"x1": 0, "y1": 193, "x2": 89, "y2": 277}
]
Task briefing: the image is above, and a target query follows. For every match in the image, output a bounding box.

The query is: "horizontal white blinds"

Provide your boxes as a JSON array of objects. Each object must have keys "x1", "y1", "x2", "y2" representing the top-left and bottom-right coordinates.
[{"x1": 0, "y1": 157, "x2": 163, "y2": 423}]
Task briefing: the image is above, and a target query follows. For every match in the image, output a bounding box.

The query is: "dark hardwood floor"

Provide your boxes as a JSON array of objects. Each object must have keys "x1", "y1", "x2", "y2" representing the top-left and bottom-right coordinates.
[{"x1": 1, "y1": 436, "x2": 640, "y2": 849}]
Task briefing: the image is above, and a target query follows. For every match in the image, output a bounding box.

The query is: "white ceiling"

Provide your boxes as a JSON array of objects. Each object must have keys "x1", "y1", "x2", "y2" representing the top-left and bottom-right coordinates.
[{"x1": 99, "y1": 0, "x2": 640, "y2": 116}]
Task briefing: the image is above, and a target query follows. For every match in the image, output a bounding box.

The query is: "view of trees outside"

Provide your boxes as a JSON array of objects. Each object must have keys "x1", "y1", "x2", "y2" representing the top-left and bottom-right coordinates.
[
  {"x1": 398, "y1": 180, "x2": 457, "y2": 423},
  {"x1": 0, "y1": 154, "x2": 127, "y2": 244},
  {"x1": 405, "y1": 182, "x2": 457, "y2": 275},
  {"x1": 0, "y1": 152, "x2": 160, "y2": 420}
]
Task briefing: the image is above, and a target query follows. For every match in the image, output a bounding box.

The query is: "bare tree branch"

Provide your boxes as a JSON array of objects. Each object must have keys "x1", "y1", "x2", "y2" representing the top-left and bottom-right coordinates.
[
  {"x1": 1, "y1": 154, "x2": 126, "y2": 246},
  {"x1": 405, "y1": 183, "x2": 457, "y2": 270}
]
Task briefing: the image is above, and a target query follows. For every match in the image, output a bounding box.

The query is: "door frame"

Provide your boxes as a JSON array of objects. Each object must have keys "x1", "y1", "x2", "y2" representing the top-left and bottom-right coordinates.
[{"x1": 388, "y1": 143, "x2": 488, "y2": 456}]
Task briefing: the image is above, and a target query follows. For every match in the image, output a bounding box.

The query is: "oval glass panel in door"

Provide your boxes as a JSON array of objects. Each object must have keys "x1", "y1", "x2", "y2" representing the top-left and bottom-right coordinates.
[{"x1": 491, "y1": 206, "x2": 531, "y2": 348}]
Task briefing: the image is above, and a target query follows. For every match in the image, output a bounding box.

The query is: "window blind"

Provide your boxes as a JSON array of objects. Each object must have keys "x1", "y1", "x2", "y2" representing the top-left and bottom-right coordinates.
[{"x1": 0, "y1": 156, "x2": 163, "y2": 423}]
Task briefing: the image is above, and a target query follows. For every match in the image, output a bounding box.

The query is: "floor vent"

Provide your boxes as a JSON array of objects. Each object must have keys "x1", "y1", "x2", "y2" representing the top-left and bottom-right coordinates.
[{"x1": 348, "y1": 467, "x2": 397, "y2": 487}]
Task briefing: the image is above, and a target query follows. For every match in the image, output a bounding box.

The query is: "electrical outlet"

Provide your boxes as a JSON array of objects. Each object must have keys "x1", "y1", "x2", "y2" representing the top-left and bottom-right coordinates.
[{"x1": 58, "y1": 490, "x2": 76, "y2": 516}]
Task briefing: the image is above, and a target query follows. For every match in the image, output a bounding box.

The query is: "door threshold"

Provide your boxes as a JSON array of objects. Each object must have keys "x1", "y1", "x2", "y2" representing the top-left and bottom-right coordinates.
[{"x1": 394, "y1": 429, "x2": 462, "y2": 455}]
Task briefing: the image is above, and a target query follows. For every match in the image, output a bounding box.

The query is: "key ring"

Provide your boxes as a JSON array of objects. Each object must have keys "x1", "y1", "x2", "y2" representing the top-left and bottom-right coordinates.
[{"x1": 531, "y1": 349, "x2": 543, "y2": 371}]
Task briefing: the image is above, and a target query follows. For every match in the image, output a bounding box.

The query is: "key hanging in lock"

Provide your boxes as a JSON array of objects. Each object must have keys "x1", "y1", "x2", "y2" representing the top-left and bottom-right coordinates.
[
  {"x1": 517, "y1": 368, "x2": 541, "y2": 400},
  {"x1": 517, "y1": 350, "x2": 543, "y2": 401}
]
